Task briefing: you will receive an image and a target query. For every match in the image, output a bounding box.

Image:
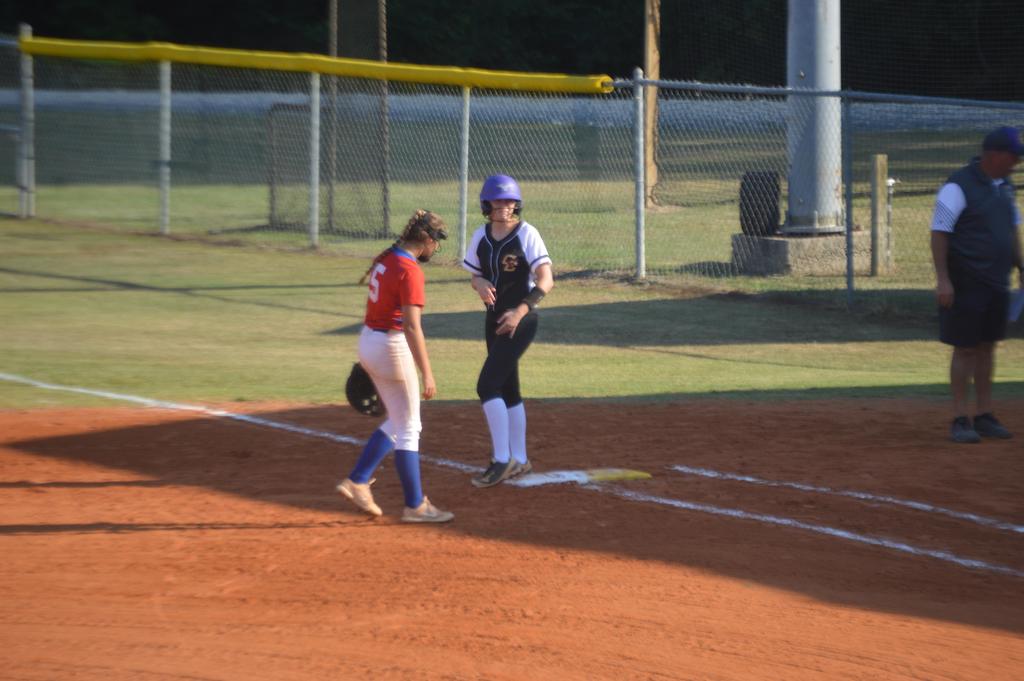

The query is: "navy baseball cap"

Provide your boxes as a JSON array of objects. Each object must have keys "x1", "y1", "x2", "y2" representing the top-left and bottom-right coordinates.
[{"x1": 982, "y1": 126, "x2": 1024, "y2": 156}]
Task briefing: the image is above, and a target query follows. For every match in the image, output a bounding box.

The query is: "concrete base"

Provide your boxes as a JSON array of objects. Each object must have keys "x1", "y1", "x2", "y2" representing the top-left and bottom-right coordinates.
[{"x1": 731, "y1": 231, "x2": 873, "y2": 276}]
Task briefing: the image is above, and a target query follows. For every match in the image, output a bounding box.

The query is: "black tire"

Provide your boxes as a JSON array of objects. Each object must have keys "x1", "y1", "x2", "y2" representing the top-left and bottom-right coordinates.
[{"x1": 739, "y1": 171, "x2": 780, "y2": 236}]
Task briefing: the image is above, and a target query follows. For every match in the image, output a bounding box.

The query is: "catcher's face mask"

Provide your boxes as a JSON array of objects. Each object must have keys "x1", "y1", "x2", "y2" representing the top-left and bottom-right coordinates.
[
  {"x1": 416, "y1": 214, "x2": 447, "y2": 263},
  {"x1": 418, "y1": 235, "x2": 443, "y2": 263}
]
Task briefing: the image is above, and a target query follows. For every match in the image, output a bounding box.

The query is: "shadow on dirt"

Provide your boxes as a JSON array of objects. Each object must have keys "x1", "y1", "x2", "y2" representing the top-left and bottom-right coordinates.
[{"x1": 4, "y1": 395, "x2": 1023, "y2": 633}]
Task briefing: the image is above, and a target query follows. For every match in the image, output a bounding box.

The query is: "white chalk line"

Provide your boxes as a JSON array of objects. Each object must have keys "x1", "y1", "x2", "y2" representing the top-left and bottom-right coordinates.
[
  {"x1": 0, "y1": 372, "x2": 477, "y2": 473},
  {"x1": 595, "y1": 484, "x2": 1024, "y2": 579},
  {"x1": 3, "y1": 371, "x2": 1021, "y2": 579},
  {"x1": 0, "y1": 372, "x2": 367, "y2": 446},
  {"x1": 669, "y1": 465, "x2": 1024, "y2": 536}
]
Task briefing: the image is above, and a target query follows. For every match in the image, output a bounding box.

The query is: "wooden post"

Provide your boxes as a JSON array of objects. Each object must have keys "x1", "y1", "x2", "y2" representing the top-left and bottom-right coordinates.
[
  {"x1": 643, "y1": 0, "x2": 659, "y2": 207},
  {"x1": 870, "y1": 154, "x2": 888, "y2": 276}
]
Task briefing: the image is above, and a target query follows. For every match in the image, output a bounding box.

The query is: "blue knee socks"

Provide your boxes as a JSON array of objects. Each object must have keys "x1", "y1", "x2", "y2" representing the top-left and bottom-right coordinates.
[
  {"x1": 348, "y1": 430, "x2": 423, "y2": 509},
  {"x1": 394, "y1": 449, "x2": 424, "y2": 509},
  {"x1": 348, "y1": 428, "x2": 393, "y2": 483}
]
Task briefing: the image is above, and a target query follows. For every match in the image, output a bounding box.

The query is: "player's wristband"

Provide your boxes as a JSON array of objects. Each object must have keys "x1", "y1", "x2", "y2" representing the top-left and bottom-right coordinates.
[{"x1": 522, "y1": 287, "x2": 546, "y2": 311}]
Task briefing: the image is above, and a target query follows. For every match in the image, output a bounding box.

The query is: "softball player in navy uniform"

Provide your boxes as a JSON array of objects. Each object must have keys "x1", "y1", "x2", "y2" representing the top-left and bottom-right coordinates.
[
  {"x1": 463, "y1": 175, "x2": 554, "y2": 487},
  {"x1": 337, "y1": 210, "x2": 454, "y2": 522}
]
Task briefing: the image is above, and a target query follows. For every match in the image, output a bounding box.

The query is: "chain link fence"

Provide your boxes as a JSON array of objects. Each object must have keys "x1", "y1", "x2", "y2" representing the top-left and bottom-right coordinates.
[
  {"x1": 0, "y1": 35, "x2": 19, "y2": 216},
  {"x1": 3, "y1": 38, "x2": 1023, "y2": 310},
  {"x1": 645, "y1": 82, "x2": 1024, "y2": 301},
  {"x1": 266, "y1": 82, "x2": 638, "y2": 270}
]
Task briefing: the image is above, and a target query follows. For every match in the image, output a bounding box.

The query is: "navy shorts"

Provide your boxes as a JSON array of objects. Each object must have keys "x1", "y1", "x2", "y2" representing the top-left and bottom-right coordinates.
[{"x1": 939, "y1": 275, "x2": 1009, "y2": 347}]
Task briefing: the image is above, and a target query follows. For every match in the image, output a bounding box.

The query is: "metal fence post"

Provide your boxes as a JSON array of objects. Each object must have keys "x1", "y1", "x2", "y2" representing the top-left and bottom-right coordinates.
[
  {"x1": 158, "y1": 60, "x2": 171, "y2": 235},
  {"x1": 308, "y1": 72, "x2": 321, "y2": 248},
  {"x1": 842, "y1": 95, "x2": 854, "y2": 306},
  {"x1": 632, "y1": 67, "x2": 646, "y2": 282},
  {"x1": 458, "y1": 86, "x2": 471, "y2": 261},
  {"x1": 378, "y1": 79, "x2": 390, "y2": 238},
  {"x1": 18, "y1": 23, "x2": 34, "y2": 218},
  {"x1": 886, "y1": 177, "x2": 897, "y2": 273}
]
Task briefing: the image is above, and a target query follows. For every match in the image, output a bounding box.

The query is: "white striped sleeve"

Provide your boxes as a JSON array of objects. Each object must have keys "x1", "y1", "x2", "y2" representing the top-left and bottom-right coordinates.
[
  {"x1": 930, "y1": 183, "x2": 966, "y2": 233},
  {"x1": 521, "y1": 223, "x2": 552, "y2": 272}
]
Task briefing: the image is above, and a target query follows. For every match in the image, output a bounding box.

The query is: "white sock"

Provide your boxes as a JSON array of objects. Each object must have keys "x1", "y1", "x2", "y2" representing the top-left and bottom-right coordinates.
[
  {"x1": 508, "y1": 403, "x2": 528, "y2": 464},
  {"x1": 482, "y1": 398, "x2": 511, "y2": 463}
]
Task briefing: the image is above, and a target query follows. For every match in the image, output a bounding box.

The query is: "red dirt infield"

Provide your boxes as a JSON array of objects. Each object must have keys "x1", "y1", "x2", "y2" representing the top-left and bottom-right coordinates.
[{"x1": 1, "y1": 398, "x2": 1022, "y2": 680}]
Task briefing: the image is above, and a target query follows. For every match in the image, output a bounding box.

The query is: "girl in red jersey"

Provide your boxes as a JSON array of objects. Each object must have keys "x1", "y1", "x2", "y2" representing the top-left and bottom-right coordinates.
[{"x1": 337, "y1": 210, "x2": 454, "y2": 523}]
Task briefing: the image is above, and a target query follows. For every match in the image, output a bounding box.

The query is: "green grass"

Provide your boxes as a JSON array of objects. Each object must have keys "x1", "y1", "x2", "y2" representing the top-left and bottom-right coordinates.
[
  {"x1": 2, "y1": 218, "x2": 1022, "y2": 409},
  {"x1": 9, "y1": 168, "x2": 1019, "y2": 324},
  {"x1": 21, "y1": 178, "x2": 952, "y2": 272},
  {"x1": 16, "y1": 105, "x2": 1021, "y2": 304}
]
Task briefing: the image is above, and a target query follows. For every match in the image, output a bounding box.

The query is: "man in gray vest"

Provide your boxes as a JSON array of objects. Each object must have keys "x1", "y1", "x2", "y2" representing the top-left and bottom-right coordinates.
[{"x1": 930, "y1": 126, "x2": 1023, "y2": 443}]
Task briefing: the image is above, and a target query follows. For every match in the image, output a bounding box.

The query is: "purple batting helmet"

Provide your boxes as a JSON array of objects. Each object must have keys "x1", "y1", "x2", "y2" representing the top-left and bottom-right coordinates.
[{"x1": 479, "y1": 174, "x2": 522, "y2": 217}]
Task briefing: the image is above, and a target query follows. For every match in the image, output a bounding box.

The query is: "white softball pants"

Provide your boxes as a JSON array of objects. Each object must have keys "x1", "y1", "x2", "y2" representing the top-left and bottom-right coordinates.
[{"x1": 357, "y1": 325, "x2": 422, "y2": 451}]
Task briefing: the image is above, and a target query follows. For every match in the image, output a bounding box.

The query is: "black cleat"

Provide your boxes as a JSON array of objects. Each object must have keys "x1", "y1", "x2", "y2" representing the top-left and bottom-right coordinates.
[
  {"x1": 973, "y1": 413, "x2": 1012, "y2": 439},
  {"x1": 950, "y1": 416, "x2": 981, "y2": 444},
  {"x1": 472, "y1": 459, "x2": 516, "y2": 488}
]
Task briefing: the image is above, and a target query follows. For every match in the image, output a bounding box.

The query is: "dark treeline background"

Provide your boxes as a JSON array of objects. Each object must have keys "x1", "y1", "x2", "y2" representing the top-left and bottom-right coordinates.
[{"x1": 2, "y1": 0, "x2": 1022, "y2": 100}]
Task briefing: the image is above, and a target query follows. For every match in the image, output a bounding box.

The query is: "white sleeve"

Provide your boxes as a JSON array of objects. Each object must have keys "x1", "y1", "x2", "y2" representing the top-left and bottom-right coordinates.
[
  {"x1": 462, "y1": 227, "x2": 484, "y2": 275},
  {"x1": 930, "y1": 183, "x2": 966, "y2": 233},
  {"x1": 521, "y1": 223, "x2": 552, "y2": 272}
]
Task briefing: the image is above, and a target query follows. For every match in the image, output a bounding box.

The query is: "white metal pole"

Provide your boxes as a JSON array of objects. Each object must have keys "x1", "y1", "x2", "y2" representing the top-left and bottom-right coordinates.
[
  {"x1": 458, "y1": 86, "x2": 471, "y2": 261},
  {"x1": 842, "y1": 96, "x2": 854, "y2": 306},
  {"x1": 158, "y1": 60, "x2": 171, "y2": 235},
  {"x1": 327, "y1": 0, "x2": 337, "y2": 232},
  {"x1": 308, "y1": 72, "x2": 321, "y2": 248},
  {"x1": 784, "y1": 0, "x2": 842, "y2": 234},
  {"x1": 378, "y1": 0, "x2": 390, "y2": 238},
  {"x1": 18, "y1": 23, "x2": 35, "y2": 218},
  {"x1": 633, "y1": 67, "x2": 646, "y2": 281}
]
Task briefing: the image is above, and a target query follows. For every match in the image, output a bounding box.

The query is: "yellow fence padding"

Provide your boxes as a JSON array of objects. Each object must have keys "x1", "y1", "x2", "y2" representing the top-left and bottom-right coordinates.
[{"x1": 20, "y1": 36, "x2": 614, "y2": 94}]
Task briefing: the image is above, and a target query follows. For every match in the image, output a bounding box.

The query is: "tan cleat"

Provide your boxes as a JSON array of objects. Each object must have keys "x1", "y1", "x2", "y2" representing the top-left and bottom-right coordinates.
[
  {"x1": 337, "y1": 477, "x2": 383, "y2": 517},
  {"x1": 401, "y1": 496, "x2": 454, "y2": 523},
  {"x1": 509, "y1": 459, "x2": 532, "y2": 478}
]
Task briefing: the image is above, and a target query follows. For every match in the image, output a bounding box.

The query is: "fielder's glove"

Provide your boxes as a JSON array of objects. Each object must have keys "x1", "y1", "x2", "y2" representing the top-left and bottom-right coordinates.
[{"x1": 345, "y1": 362, "x2": 382, "y2": 416}]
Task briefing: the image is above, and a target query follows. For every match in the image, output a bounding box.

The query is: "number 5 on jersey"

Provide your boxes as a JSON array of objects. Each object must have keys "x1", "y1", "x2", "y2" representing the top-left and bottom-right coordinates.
[{"x1": 368, "y1": 263, "x2": 386, "y2": 302}]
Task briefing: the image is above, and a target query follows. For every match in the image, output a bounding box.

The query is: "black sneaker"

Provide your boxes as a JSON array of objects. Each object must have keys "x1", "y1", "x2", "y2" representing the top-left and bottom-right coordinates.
[
  {"x1": 472, "y1": 459, "x2": 515, "y2": 488},
  {"x1": 950, "y1": 416, "x2": 981, "y2": 444},
  {"x1": 973, "y1": 413, "x2": 1012, "y2": 439}
]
